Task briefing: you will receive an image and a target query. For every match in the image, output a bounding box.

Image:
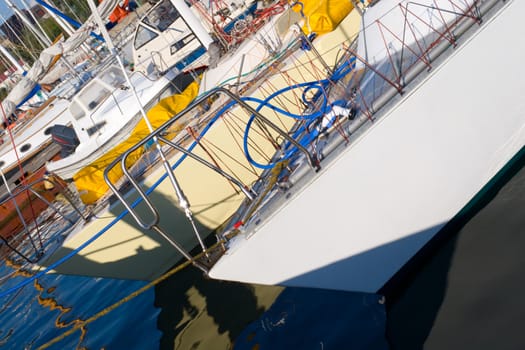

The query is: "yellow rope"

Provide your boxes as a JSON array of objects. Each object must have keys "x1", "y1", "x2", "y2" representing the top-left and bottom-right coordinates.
[{"x1": 37, "y1": 258, "x2": 195, "y2": 350}]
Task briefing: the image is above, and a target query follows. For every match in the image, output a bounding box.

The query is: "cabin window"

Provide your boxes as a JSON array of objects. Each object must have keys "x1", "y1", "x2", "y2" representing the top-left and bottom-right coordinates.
[
  {"x1": 70, "y1": 101, "x2": 85, "y2": 120},
  {"x1": 134, "y1": 24, "x2": 158, "y2": 50},
  {"x1": 76, "y1": 84, "x2": 111, "y2": 114},
  {"x1": 20, "y1": 144, "x2": 31, "y2": 153},
  {"x1": 99, "y1": 66, "x2": 126, "y2": 88},
  {"x1": 143, "y1": 0, "x2": 180, "y2": 32}
]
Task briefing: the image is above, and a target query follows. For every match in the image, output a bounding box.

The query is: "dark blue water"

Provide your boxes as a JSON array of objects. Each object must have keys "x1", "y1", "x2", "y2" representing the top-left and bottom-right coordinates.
[
  {"x1": 0, "y1": 271, "x2": 159, "y2": 349},
  {"x1": 0, "y1": 261, "x2": 387, "y2": 349}
]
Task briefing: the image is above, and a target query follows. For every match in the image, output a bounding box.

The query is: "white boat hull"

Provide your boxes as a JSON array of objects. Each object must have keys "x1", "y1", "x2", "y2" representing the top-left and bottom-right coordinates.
[{"x1": 208, "y1": 0, "x2": 525, "y2": 292}]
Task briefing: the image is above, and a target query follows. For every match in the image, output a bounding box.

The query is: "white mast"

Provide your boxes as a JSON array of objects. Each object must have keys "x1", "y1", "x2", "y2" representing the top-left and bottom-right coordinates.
[
  {"x1": 0, "y1": 44, "x2": 25, "y2": 74},
  {"x1": 5, "y1": 0, "x2": 52, "y2": 48},
  {"x1": 86, "y1": 0, "x2": 154, "y2": 131},
  {"x1": 42, "y1": 0, "x2": 76, "y2": 36},
  {"x1": 19, "y1": 0, "x2": 54, "y2": 44},
  {"x1": 171, "y1": 0, "x2": 214, "y2": 50}
]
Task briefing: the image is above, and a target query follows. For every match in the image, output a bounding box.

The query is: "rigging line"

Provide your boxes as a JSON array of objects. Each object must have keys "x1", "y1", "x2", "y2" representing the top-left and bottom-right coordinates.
[
  {"x1": 198, "y1": 135, "x2": 257, "y2": 183},
  {"x1": 185, "y1": 125, "x2": 240, "y2": 194},
  {"x1": 0, "y1": 14, "x2": 39, "y2": 61},
  {"x1": 61, "y1": 0, "x2": 85, "y2": 24},
  {"x1": 247, "y1": 109, "x2": 282, "y2": 152},
  {"x1": 214, "y1": 110, "x2": 260, "y2": 175},
  {"x1": 300, "y1": 52, "x2": 325, "y2": 85},
  {"x1": 267, "y1": 73, "x2": 313, "y2": 135},
  {"x1": 199, "y1": 102, "x2": 268, "y2": 167},
  {"x1": 0, "y1": 104, "x2": 44, "y2": 251},
  {"x1": 330, "y1": 113, "x2": 351, "y2": 144},
  {"x1": 226, "y1": 107, "x2": 280, "y2": 161},
  {"x1": 227, "y1": 100, "x2": 282, "y2": 149},
  {"x1": 195, "y1": 117, "x2": 260, "y2": 181},
  {"x1": 258, "y1": 80, "x2": 297, "y2": 131},
  {"x1": 214, "y1": 39, "x2": 299, "y2": 89},
  {"x1": 6, "y1": 41, "x2": 41, "y2": 57},
  {"x1": 309, "y1": 55, "x2": 333, "y2": 89},
  {"x1": 20, "y1": 0, "x2": 52, "y2": 44}
]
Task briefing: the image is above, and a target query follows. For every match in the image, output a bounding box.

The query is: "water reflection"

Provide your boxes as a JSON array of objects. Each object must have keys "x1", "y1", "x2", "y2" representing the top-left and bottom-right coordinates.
[
  {"x1": 386, "y1": 150, "x2": 525, "y2": 349},
  {"x1": 155, "y1": 264, "x2": 283, "y2": 349}
]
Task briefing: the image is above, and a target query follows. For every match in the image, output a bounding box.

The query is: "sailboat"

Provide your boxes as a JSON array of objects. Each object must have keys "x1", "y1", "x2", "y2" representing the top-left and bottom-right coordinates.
[
  {"x1": 1, "y1": 0, "x2": 521, "y2": 298},
  {"x1": 44, "y1": 0, "x2": 264, "y2": 179},
  {"x1": 98, "y1": 0, "x2": 524, "y2": 293},
  {"x1": 0, "y1": 0, "x2": 151, "y2": 261}
]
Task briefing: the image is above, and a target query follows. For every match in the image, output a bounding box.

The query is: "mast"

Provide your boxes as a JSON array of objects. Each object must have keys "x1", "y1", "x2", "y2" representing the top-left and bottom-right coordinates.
[
  {"x1": 171, "y1": 0, "x2": 214, "y2": 50},
  {"x1": 19, "y1": 0, "x2": 53, "y2": 44},
  {"x1": 35, "y1": 0, "x2": 77, "y2": 36},
  {"x1": 0, "y1": 13, "x2": 39, "y2": 63},
  {"x1": 34, "y1": 0, "x2": 104, "y2": 41},
  {"x1": 0, "y1": 44, "x2": 25, "y2": 74},
  {"x1": 5, "y1": 0, "x2": 52, "y2": 48}
]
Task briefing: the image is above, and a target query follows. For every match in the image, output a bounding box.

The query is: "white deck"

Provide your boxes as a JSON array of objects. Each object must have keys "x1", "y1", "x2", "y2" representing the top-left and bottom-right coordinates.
[{"x1": 209, "y1": 0, "x2": 525, "y2": 292}]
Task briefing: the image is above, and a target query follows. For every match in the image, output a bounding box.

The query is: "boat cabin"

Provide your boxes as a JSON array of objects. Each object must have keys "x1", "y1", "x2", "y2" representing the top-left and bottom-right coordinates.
[
  {"x1": 67, "y1": 65, "x2": 127, "y2": 145},
  {"x1": 132, "y1": 0, "x2": 213, "y2": 75}
]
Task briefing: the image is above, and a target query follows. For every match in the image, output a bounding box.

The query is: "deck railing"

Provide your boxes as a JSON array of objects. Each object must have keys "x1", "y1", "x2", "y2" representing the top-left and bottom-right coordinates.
[{"x1": 0, "y1": 176, "x2": 88, "y2": 264}]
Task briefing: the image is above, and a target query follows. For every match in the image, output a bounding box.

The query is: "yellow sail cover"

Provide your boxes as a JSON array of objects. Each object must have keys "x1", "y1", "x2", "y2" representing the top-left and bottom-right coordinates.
[
  {"x1": 73, "y1": 81, "x2": 199, "y2": 204},
  {"x1": 293, "y1": 0, "x2": 354, "y2": 34}
]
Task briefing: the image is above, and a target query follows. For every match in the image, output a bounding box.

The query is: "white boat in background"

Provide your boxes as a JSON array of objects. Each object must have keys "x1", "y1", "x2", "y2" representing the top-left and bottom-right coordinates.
[
  {"x1": 132, "y1": 0, "x2": 213, "y2": 75},
  {"x1": 131, "y1": 0, "x2": 267, "y2": 76},
  {"x1": 45, "y1": 0, "x2": 260, "y2": 180},
  {"x1": 44, "y1": 63, "x2": 185, "y2": 179},
  {"x1": 0, "y1": 0, "x2": 142, "y2": 188}
]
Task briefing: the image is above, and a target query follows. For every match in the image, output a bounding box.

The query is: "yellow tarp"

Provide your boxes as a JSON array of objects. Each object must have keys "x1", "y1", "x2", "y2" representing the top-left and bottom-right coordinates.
[
  {"x1": 73, "y1": 81, "x2": 199, "y2": 204},
  {"x1": 293, "y1": 0, "x2": 353, "y2": 34}
]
